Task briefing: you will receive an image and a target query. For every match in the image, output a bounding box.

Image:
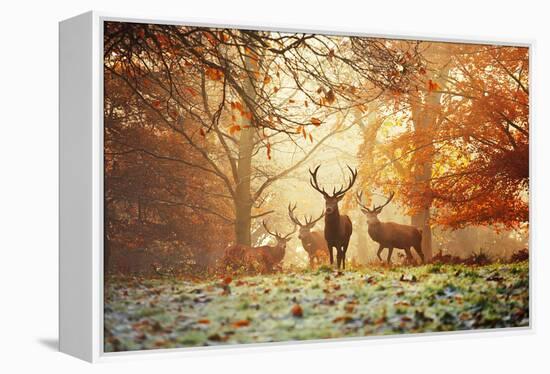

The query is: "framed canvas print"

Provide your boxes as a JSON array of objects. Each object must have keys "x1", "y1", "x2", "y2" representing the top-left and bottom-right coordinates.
[{"x1": 59, "y1": 11, "x2": 531, "y2": 362}]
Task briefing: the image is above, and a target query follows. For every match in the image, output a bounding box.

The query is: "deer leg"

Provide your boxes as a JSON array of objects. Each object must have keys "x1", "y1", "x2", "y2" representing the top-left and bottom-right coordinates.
[
  {"x1": 341, "y1": 248, "x2": 346, "y2": 270},
  {"x1": 413, "y1": 244, "x2": 425, "y2": 264},
  {"x1": 342, "y1": 249, "x2": 346, "y2": 270},
  {"x1": 342, "y1": 241, "x2": 349, "y2": 270},
  {"x1": 377, "y1": 244, "x2": 384, "y2": 262},
  {"x1": 386, "y1": 247, "x2": 394, "y2": 264},
  {"x1": 328, "y1": 246, "x2": 334, "y2": 265},
  {"x1": 404, "y1": 247, "x2": 414, "y2": 265}
]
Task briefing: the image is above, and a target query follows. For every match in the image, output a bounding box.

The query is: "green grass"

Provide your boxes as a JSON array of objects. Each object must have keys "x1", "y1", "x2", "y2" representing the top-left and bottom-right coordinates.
[{"x1": 104, "y1": 261, "x2": 529, "y2": 352}]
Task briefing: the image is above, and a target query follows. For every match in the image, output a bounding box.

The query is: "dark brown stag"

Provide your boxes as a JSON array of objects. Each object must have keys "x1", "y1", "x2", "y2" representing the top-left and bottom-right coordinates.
[
  {"x1": 222, "y1": 221, "x2": 296, "y2": 273},
  {"x1": 288, "y1": 204, "x2": 328, "y2": 268},
  {"x1": 309, "y1": 165, "x2": 357, "y2": 269},
  {"x1": 355, "y1": 191, "x2": 425, "y2": 264}
]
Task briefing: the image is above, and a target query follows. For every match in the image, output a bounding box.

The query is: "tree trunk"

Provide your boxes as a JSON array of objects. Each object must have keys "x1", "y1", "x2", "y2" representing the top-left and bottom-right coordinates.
[
  {"x1": 354, "y1": 104, "x2": 380, "y2": 263},
  {"x1": 410, "y1": 63, "x2": 451, "y2": 262},
  {"x1": 233, "y1": 46, "x2": 257, "y2": 246},
  {"x1": 234, "y1": 125, "x2": 255, "y2": 246}
]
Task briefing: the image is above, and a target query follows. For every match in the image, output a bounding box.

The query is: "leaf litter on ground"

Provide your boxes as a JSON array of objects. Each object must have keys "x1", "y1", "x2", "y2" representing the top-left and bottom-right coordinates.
[{"x1": 104, "y1": 261, "x2": 529, "y2": 352}]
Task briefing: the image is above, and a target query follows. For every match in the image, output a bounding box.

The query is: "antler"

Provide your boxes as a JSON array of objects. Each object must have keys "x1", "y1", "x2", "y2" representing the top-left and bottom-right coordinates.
[
  {"x1": 262, "y1": 220, "x2": 279, "y2": 238},
  {"x1": 288, "y1": 203, "x2": 325, "y2": 228},
  {"x1": 309, "y1": 165, "x2": 329, "y2": 197},
  {"x1": 263, "y1": 220, "x2": 297, "y2": 240},
  {"x1": 332, "y1": 166, "x2": 358, "y2": 197},
  {"x1": 355, "y1": 190, "x2": 372, "y2": 213},
  {"x1": 283, "y1": 224, "x2": 298, "y2": 239},
  {"x1": 309, "y1": 165, "x2": 358, "y2": 198},
  {"x1": 373, "y1": 192, "x2": 395, "y2": 212},
  {"x1": 305, "y1": 209, "x2": 325, "y2": 226},
  {"x1": 288, "y1": 203, "x2": 306, "y2": 227}
]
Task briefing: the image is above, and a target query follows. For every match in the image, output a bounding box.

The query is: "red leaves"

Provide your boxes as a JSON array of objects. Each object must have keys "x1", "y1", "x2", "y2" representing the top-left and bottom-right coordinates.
[
  {"x1": 184, "y1": 87, "x2": 198, "y2": 96},
  {"x1": 232, "y1": 319, "x2": 250, "y2": 328},
  {"x1": 310, "y1": 117, "x2": 322, "y2": 126},
  {"x1": 291, "y1": 304, "x2": 303, "y2": 317},
  {"x1": 230, "y1": 101, "x2": 253, "y2": 120},
  {"x1": 325, "y1": 89, "x2": 336, "y2": 104},
  {"x1": 427, "y1": 79, "x2": 440, "y2": 92},
  {"x1": 156, "y1": 34, "x2": 170, "y2": 47},
  {"x1": 205, "y1": 67, "x2": 224, "y2": 81},
  {"x1": 230, "y1": 101, "x2": 242, "y2": 111},
  {"x1": 228, "y1": 125, "x2": 241, "y2": 135}
]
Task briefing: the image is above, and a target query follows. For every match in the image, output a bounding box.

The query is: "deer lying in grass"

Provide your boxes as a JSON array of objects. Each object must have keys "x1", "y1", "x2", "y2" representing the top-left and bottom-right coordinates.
[
  {"x1": 222, "y1": 221, "x2": 296, "y2": 273},
  {"x1": 355, "y1": 191, "x2": 425, "y2": 265},
  {"x1": 288, "y1": 203, "x2": 328, "y2": 268},
  {"x1": 309, "y1": 165, "x2": 357, "y2": 270}
]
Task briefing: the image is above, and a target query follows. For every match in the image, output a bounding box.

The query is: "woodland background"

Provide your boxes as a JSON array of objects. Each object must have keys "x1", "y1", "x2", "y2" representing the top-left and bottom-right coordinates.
[{"x1": 104, "y1": 23, "x2": 528, "y2": 276}]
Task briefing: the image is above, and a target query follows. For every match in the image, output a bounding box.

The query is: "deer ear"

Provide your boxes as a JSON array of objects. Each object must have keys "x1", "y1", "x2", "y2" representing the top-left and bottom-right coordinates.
[{"x1": 337, "y1": 195, "x2": 344, "y2": 201}]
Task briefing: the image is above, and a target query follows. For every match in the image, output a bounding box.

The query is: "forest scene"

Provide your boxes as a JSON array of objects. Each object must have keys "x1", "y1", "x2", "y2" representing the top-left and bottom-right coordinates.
[{"x1": 103, "y1": 21, "x2": 529, "y2": 352}]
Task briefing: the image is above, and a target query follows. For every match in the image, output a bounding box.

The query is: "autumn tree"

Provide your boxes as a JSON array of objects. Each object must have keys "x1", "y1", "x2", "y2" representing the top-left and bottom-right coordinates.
[
  {"x1": 103, "y1": 21, "x2": 424, "y2": 262},
  {"x1": 357, "y1": 42, "x2": 528, "y2": 259}
]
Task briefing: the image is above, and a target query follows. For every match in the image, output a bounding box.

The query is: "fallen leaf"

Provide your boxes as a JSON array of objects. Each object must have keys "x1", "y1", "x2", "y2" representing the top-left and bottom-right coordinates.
[
  {"x1": 291, "y1": 304, "x2": 303, "y2": 317},
  {"x1": 232, "y1": 319, "x2": 251, "y2": 328},
  {"x1": 333, "y1": 315, "x2": 353, "y2": 324}
]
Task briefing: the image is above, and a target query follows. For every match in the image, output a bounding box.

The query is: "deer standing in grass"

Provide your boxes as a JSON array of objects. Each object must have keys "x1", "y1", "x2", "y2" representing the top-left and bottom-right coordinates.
[
  {"x1": 222, "y1": 221, "x2": 296, "y2": 273},
  {"x1": 309, "y1": 165, "x2": 357, "y2": 270},
  {"x1": 287, "y1": 204, "x2": 328, "y2": 268},
  {"x1": 355, "y1": 191, "x2": 425, "y2": 264}
]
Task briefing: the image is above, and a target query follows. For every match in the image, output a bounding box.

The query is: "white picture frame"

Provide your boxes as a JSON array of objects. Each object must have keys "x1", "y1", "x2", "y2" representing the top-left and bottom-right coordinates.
[{"x1": 59, "y1": 10, "x2": 533, "y2": 363}]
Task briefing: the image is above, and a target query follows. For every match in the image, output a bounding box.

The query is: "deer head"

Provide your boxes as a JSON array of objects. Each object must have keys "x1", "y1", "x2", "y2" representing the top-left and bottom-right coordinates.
[
  {"x1": 262, "y1": 220, "x2": 297, "y2": 249},
  {"x1": 355, "y1": 191, "x2": 395, "y2": 224},
  {"x1": 288, "y1": 203, "x2": 324, "y2": 240},
  {"x1": 309, "y1": 165, "x2": 358, "y2": 215}
]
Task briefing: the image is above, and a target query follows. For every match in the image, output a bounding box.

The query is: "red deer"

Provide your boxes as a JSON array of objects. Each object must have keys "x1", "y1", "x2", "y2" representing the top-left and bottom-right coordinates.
[
  {"x1": 355, "y1": 191, "x2": 425, "y2": 264},
  {"x1": 222, "y1": 221, "x2": 296, "y2": 273},
  {"x1": 309, "y1": 165, "x2": 357, "y2": 270},
  {"x1": 287, "y1": 203, "x2": 328, "y2": 268}
]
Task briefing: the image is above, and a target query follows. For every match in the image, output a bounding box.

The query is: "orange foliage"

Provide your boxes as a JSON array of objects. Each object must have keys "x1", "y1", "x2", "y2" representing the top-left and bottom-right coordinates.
[{"x1": 359, "y1": 45, "x2": 529, "y2": 230}]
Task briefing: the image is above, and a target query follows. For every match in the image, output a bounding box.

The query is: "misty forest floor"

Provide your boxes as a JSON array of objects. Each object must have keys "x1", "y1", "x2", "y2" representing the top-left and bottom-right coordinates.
[{"x1": 104, "y1": 261, "x2": 529, "y2": 352}]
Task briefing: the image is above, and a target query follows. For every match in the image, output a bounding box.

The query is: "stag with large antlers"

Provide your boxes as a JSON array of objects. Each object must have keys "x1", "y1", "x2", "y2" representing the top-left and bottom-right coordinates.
[
  {"x1": 288, "y1": 204, "x2": 328, "y2": 268},
  {"x1": 309, "y1": 165, "x2": 357, "y2": 270},
  {"x1": 355, "y1": 191, "x2": 425, "y2": 264}
]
